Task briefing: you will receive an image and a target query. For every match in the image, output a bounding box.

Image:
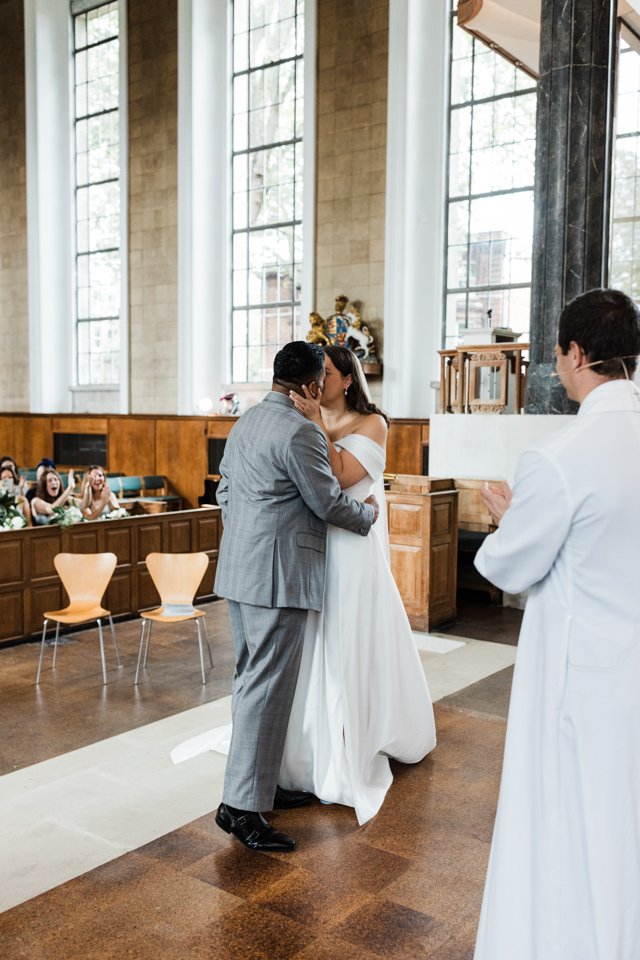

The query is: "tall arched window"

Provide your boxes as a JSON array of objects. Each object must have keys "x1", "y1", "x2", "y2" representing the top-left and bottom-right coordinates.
[
  {"x1": 231, "y1": 0, "x2": 305, "y2": 383},
  {"x1": 444, "y1": 10, "x2": 537, "y2": 348},
  {"x1": 610, "y1": 33, "x2": 640, "y2": 300},
  {"x1": 72, "y1": 0, "x2": 122, "y2": 386}
]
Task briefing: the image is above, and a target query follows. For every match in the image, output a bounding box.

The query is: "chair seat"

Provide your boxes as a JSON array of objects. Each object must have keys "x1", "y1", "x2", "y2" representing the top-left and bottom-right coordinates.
[
  {"x1": 141, "y1": 605, "x2": 205, "y2": 623},
  {"x1": 44, "y1": 603, "x2": 110, "y2": 624}
]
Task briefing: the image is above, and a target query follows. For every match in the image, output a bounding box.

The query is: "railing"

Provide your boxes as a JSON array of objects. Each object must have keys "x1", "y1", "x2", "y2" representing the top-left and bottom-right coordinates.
[{"x1": 438, "y1": 343, "x2": 530, "y2": 414}]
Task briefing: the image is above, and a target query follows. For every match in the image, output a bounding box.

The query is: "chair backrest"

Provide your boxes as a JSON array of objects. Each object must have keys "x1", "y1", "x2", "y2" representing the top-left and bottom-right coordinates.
[
  {"x1": 53, "y1": 552, "x2": 118, "y2": 605},
  {"x1": 142, "y1": 475, "x2": 166, "y2": 494},
  {"x1": 145, "y1": 552, "x2": 209, "y2": 606},
  {"x1": 117, "y1": 476, "x2": 142, "y2": 497}
]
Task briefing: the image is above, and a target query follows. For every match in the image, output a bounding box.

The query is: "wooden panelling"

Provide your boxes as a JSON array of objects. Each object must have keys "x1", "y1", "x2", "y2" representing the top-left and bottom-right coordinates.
[
  {"x1": 105, "y1": 571, "x2": 132, "y2": 615},
  {"x1": 138, "y1": 568, "x2": 161, "y2": 610},
  {"x1": 0, "y1": 591, "x2": 23, "y2": 641},
  {"x1": 139, "y1": 522, "x2": 163, "y2": 558},
  {"x1": 13, "y1": 416, "x2": 53, "y2": 468},
  {"x1": 0, "y1": 538, "x2": 24, "y2": 584},
  {"x1": 387, "y1": 501, "x2": 423, "y2": 539},
  {"x1": 387, "y1": 481, "x2": 458, "y2": 631},
  {"x1": 31, "y1": 533, "x2": 62, "y2": 578},
  {"x1": 108, "y1": 418, "x2": 157, "y2": 477},
  {"x1": 67, "y1": 528, "x2": 102, "y2": 553},
  {"x1": 155, "y1": 418, "x2": 208, "y2": 509},
  {"x1": 0, "y1": 413, "x2": 430, "y2": 508},
  {"x1": 168, "y1": 520, "x2": 193, "y2": 553},
  {"x1": 0, "y1": 507, "x2": 222, "y2": 644},
  {"x1": 52, "y1": 418, "x2": 108, "y2": 434},
  {"x1": 0, "y1": 419, "x2": 15, "y2": 460},
  {"x1": 198, "y1": 515, "x2": 219, "y2": 551},
  {"x1": 207, "y1": 419, "x2": 236, "y2": 439},
  {"x1": 455, "y1": 478, "x2": 498, "y2": 531},
  {"x1": 389, "y1": 544, "x2": 421, "y2": 605},
  {"x1": 104, "y1": 525, "x2": 134, "y2": 564},
  {"x1": 432, "y1": 499, "x2": 454, "y2": 537},
  {"x1": 386, "y1": 421, "x2": 423, "y2": 476},
  {"x1": 30, "y1": 585, "x2": 65, "y2": 634}
]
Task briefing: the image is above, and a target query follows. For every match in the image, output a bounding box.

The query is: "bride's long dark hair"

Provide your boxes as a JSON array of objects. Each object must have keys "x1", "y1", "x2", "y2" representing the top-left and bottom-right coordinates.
[{"x1": 324, "y1": 344, "x2": 389, "y2": 425}]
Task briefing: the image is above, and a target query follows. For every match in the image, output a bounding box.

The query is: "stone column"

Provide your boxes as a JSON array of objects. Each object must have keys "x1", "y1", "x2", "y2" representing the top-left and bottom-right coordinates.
[{"x1": 525, "y1": 0, "x2": 618, "y2": 413}]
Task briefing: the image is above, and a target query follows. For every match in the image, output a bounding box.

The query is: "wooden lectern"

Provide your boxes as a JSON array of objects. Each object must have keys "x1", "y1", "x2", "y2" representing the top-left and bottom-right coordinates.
[{"x1": 386, "y1": 476, "x2": 458, "y2": 631}]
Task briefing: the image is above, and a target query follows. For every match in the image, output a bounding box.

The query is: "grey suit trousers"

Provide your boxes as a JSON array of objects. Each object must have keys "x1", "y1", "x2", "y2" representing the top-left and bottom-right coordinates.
[{"x1": 222, "y1": 600, "x2": 308, "y2": 811}]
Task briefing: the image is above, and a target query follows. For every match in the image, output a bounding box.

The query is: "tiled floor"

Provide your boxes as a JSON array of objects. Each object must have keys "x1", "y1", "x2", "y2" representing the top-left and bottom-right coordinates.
[{"x1": 0, "y1": 595, "x2": 521, "y2": 958}]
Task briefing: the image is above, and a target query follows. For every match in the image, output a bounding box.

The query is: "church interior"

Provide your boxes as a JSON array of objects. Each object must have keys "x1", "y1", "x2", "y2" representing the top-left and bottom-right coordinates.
[{"x1": 1, "y1": 0, "x2": 638, "y2": 956}]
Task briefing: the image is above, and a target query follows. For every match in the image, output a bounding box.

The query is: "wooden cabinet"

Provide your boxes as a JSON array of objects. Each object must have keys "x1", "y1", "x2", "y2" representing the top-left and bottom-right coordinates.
[
  {"x1": 386, "y1": 475, "x2": 458, "y2": 631},
  {"x1": 386, "y1": 419, "x2": 429, "y2": 476},
  {"x1": 0, "y1": 507, "x2": 222, "y2": 645}
]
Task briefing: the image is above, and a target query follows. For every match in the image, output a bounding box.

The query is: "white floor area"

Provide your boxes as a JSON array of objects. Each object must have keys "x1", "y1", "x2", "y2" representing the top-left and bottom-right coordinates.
[{"x1": 0, "y1": 633, "x2": 516, "y2": 913}]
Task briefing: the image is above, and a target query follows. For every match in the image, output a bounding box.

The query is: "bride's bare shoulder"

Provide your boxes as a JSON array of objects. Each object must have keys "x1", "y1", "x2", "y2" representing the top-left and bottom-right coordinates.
[{"x1": 355, "y1": 413, "x2": 387, "y2": 445}]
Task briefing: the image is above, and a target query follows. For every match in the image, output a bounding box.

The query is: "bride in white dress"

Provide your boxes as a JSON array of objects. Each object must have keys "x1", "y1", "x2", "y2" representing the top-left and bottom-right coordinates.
[{"x1": 278, "y1": 345, "x2": 436, "y2": 825}]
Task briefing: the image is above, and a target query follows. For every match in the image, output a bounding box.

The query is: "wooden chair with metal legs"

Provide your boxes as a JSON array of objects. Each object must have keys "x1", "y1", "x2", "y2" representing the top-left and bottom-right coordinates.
[
  {"x1": 36, "y1": 552, "x2": 121, "y2": 685},
  {"x1": 134, "y1": 552, "x2": 213, "y2": 686}
]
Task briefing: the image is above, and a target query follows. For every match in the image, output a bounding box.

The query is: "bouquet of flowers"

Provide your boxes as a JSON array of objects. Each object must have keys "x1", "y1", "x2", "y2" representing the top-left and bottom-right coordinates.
[
  {"x1": 101, "y1": 507, "x2": 129, "y2": 521},
  {"x1": 52, "y1": 504, "x2": 85, "y2": 528},
  {"x1": 0, "y1": 487, "x2": 27, "y2": 530}
]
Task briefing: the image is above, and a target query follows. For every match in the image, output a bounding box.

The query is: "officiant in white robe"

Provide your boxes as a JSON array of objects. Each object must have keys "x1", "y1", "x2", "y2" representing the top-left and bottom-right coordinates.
[{"x1": 472, "y1": 288, "x2": 640, "y2": 960}]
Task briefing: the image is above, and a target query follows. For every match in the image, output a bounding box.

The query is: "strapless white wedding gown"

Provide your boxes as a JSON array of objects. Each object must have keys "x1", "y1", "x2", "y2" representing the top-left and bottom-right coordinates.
[{"x1": 278, "y1": 434, "x2": 436, "y2": 824}]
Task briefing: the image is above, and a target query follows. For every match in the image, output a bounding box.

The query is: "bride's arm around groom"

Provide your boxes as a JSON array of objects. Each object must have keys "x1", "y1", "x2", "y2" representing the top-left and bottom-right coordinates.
[{"x1": 212, "y1": 340, "x2": 378, "y2": 853}]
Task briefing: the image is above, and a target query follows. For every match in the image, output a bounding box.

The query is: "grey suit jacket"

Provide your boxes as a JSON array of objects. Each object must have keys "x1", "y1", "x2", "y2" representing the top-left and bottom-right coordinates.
[{"x1": 214, "y1": 391, "x2": 374, "y2": 611}]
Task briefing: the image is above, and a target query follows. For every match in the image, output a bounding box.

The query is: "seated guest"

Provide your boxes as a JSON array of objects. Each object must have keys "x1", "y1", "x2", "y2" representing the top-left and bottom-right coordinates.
[
  {"x1": 31, "y1": 468, "x2": 77, "y2": 525},
  {"x1": 0, "y1": 464, "x2": 32, "y2": 526},
  {"x1": 26, "y1": 458, "x2": 56, "y2": 505},
  {"x1": 0, "y1": 456, "x2": 29, "y2": 497},
  {"x1": 80, "y1": 466, "x2": 119, "y2": 520}
]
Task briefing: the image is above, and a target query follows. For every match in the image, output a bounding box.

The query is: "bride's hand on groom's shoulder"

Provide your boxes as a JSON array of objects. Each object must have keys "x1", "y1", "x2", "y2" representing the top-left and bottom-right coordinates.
[{"x1": 290, "y1": 384, "x2": 323, "y2": 424}]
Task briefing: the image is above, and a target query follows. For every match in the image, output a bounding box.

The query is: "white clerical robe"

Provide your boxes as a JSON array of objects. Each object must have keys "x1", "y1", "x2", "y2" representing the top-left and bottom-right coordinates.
[{"x1": 473, "y1": 379, "x2": 640, "y2": 960}]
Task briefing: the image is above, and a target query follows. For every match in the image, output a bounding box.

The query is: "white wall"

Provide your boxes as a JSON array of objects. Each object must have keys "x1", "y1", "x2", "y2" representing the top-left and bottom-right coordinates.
[{"x1": 429, "y1": 413, "x2": 575, "y2": 483}]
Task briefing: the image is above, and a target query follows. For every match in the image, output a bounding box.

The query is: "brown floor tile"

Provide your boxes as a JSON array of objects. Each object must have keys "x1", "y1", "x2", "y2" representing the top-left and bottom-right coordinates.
[
  {"x1": 252, "y1": 865, "x2": 375, "y2": 926},
  {"x1": 0, "y1": 600, "x2": 235, "y2": 774},
  {"x1": 138, "y1": 821, "x2": 229, "y2": 869},
  {"x1": 382, "y1": 829, "x2": 488, "y2": 921},
  {"x1": 329, "y1": 898, "x2": 438, "y2": 958},
  {"x1": 185, "y1": 902, "x2": 316, "y2": 960},
  {"x1": 187, "y1": 844, "x2": 298, "y2": 899},
  {"x1": 0, "y1": 592, "x2": 515, "y2": 959},
  {"x1": 272, "y1": 835, "x2": 412, "y2": 895},
  {"x1": 291, "y1": 934, "x2": 383, "y2": 960},
  {"x1": 439, "y1": 666, "x2": 514, "y2": 721}
]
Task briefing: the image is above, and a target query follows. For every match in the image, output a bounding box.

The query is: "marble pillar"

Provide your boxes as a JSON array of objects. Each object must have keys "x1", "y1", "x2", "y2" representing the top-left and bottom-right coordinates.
[{"x1": 526, "y1": 0, "x2": 618, "y2": 413}]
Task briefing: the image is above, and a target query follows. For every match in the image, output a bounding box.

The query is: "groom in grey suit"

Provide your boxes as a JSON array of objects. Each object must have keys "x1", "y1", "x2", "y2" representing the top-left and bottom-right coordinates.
[{"x1": 214, "y1": 341, "x2": 378, "y2": 851}]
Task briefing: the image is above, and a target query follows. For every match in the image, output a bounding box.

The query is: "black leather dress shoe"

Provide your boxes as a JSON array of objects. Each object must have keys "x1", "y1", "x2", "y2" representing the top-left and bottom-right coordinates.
[
  {"x1": 215, "y1": 803, "x2": 296, "y2": 851},
  {"x1": 273, "y1": 786, "x2": 314, "y2": 809}
]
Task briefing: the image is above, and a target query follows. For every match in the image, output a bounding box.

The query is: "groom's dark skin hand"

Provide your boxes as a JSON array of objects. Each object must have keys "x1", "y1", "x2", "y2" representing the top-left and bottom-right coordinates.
[{"x1": 365, "y1": 494, "x2": 379, "y2": 524}]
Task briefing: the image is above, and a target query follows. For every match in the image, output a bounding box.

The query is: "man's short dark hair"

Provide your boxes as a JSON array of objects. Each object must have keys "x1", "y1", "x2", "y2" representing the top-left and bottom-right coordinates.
[
  {"x1": 558, "y1": 288, "x2": 640, "y2": 377},
  {"x1": 273, "y1": 341, "x2": 325, "y2": 385}
]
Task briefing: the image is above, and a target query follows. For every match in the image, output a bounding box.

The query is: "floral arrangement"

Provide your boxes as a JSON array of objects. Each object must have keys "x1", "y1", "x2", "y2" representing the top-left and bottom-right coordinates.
[
  {"x1": 101, "y1": 507, "x2": 129, "y2": 521},
  {"x1": 52, "y1": 504, "x2": 85, "y2": 528},
  {"x1": 0, "y1": 487, "x2": 27, "y2": 530}
]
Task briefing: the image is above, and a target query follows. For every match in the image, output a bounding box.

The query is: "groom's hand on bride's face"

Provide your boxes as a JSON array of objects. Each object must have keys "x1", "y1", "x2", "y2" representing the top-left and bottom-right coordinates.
[{"x1": 364, "y1": 494, "x2": 379, "y2": 524}]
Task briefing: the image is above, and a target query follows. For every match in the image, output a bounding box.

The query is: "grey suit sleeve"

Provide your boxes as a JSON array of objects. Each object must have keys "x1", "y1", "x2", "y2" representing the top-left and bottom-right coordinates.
[
  {"x1": 216, "y1": 451, "x2": 229, "y2": 524},
  {"x1": 288, "y1": 423, "x2": 374, "y2": 535}
]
